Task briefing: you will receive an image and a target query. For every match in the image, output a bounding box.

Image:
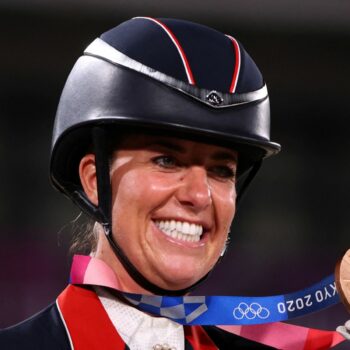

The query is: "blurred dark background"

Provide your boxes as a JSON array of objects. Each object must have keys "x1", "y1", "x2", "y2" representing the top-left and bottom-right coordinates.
[{"x1": 1, "y1": 0, "x2": 350, "y2": 347}]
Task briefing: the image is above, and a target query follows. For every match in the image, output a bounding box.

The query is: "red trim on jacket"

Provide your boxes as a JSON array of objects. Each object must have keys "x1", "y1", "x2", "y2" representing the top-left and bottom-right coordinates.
[
  {"x1": 57, "y1": 285, "x2": 125, "y2": 349},
  {"x1": 184, "y1": 326, "x2": 218, "y2": 350}
]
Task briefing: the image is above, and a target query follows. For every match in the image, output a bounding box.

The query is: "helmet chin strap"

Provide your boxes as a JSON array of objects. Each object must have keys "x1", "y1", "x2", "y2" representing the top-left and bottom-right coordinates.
[
  {"x1": 92, "y1": 127, "x2": 261, "y2": 296},
  {"x1": 236, "y1": 160, "x2": 262, "y2": 205}
]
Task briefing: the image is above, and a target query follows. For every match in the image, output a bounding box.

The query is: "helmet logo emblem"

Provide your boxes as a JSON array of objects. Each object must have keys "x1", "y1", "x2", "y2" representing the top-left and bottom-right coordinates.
[{"x1": 206, "y1": 91, "x2": 224, "y2": 106}]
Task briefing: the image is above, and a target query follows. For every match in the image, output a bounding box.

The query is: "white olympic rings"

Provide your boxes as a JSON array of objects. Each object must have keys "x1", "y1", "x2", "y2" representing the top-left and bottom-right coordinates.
[{"x1": 233, "y1": 302, "x2": 270, "y2": 320}]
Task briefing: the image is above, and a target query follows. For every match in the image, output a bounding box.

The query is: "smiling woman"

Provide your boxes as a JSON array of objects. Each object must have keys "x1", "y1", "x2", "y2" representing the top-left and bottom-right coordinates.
[
  {"x1": 0, "y1": 17, "x2": 280, "y2": 349},
  {"x1": 80, "y1": 134, "x2": 238, "y2": 292}
]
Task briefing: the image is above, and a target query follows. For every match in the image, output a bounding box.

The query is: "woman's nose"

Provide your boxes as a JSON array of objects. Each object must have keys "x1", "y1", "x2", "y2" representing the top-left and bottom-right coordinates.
[{"x1": 176, "y1": 166, "x2": 212, "y2": 211}]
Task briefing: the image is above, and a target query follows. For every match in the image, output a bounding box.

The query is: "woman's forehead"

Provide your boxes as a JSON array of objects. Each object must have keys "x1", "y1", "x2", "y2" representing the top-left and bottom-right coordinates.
[{"x1": 116, "y1": 133, "x2": 238, "y2": 161}]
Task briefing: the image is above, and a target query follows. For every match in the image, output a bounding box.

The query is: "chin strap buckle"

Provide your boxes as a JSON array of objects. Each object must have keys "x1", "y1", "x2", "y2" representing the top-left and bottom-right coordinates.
[{"x1": 102, "y1": 222, "x2": 111, "y2": 236}]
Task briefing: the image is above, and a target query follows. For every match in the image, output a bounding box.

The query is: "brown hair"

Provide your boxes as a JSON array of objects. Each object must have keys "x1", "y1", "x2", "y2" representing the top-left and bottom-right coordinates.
[{"x1": 68, "y1": 215, "x2": 97, "y2": 255}]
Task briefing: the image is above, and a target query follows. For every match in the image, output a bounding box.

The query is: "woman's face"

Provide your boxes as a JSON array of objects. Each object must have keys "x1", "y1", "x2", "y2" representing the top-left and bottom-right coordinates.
[{"x1": 108, "y1": 133, "x2": 237, "y2": 291}]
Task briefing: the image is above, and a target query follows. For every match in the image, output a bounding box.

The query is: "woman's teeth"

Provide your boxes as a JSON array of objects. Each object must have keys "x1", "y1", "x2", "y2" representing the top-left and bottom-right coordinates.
[{"x1": 154, "y1": 220, "x2": 203, "y2": 242}]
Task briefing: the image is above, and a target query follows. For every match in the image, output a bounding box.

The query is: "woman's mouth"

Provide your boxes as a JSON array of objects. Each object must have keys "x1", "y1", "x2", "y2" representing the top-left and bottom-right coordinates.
[{"x1": 153, "y1": 220, "x2": 203, "y2": 242}]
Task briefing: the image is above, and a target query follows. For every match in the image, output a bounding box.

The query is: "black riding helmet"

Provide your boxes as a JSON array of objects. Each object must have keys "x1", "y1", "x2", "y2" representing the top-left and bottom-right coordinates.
[{"x1": 50, "y1": 17, "x2": 281, "y2": 295}]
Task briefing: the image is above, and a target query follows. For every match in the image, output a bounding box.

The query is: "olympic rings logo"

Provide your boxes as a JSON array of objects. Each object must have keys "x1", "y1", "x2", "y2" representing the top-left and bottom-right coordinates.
[{"x1": 233, "y1": 302, "x2": 270, "y2": 320}]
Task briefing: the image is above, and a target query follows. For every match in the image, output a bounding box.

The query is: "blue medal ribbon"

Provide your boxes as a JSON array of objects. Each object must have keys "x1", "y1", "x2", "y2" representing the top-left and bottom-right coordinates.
[{"x1": 123, "y1": 274, "x2": 339, "y2": 325}]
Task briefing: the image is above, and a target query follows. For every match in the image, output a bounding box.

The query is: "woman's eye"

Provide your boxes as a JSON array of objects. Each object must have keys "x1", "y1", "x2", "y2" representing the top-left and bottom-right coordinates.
[
  {"x1": 210, "y1": 166, "x2": 236, "y2": 180},
  {"x1": 152, "y1": 155, "x2": 178, "y2": 169}
]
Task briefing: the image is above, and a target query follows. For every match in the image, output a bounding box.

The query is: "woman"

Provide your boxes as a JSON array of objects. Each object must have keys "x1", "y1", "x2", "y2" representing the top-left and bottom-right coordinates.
[{"x1": 0, "y1": 17, "x2": 290, "y2": 349}]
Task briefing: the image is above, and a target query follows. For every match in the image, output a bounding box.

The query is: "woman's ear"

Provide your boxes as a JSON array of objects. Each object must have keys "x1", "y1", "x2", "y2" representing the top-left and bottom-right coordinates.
[{"x1": 79, "y1": 154, "x2": 98, "y2": 206}]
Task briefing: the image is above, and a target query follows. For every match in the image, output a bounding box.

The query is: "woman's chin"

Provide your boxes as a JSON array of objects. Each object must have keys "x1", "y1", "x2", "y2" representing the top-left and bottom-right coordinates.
[{"x1": 151, "y1": 264, "x2": 207, "y2": 291}]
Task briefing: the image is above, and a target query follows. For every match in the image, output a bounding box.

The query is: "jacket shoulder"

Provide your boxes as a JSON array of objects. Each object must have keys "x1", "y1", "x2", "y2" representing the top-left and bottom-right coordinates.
[{"x1": 0, "y1": 303, "x2": 70, "y2": 350}]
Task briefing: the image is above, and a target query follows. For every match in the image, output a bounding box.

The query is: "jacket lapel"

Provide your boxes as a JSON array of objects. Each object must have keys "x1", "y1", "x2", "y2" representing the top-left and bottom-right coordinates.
[{"x1": 57, "y1": 285, "x2": 126, "y2": 350}]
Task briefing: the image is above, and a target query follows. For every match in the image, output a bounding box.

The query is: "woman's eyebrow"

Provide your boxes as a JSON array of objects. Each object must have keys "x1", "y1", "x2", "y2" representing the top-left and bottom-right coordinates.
[
  {"x1": 211, "y1": 151, "x2": 238, "y2": 162},
  {"x1": 147, "y1": 140, "x2": 186, "y2": 153},
  {"x1": 146, "y1": 140, "x2": 237, "y2": 162}
]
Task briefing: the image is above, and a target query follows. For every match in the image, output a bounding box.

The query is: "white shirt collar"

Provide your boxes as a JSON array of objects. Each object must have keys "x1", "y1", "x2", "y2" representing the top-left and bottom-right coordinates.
[{"x1": 95, "y1": 286, "x2": 184, "y2": 350}]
